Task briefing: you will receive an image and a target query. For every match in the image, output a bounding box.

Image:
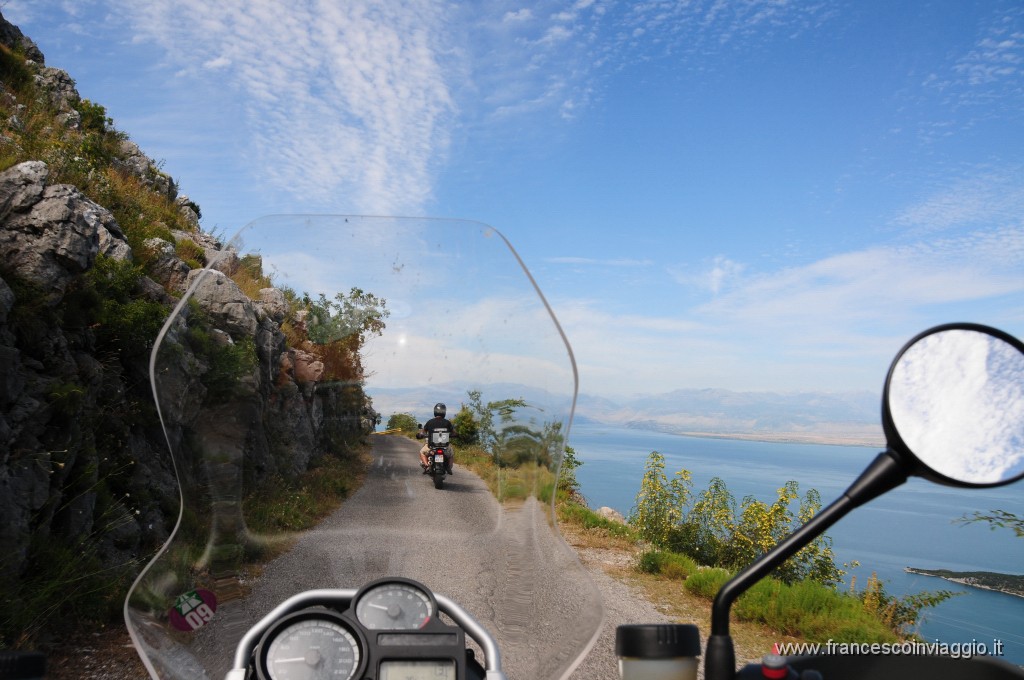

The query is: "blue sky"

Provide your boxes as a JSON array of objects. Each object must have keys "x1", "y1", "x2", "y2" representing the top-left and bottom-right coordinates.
[{"x1": 7, "y1": 1, "x2": 1024, "y2": 398}]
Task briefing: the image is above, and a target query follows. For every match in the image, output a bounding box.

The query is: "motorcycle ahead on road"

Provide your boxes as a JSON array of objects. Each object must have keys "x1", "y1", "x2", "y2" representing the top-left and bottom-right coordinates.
[
  {"x1": 116, "y1": 216, "x2": 1023, "y2": 680},
  {"x1": 417, "y1": 425, "x2": 453, "y2": 489}
]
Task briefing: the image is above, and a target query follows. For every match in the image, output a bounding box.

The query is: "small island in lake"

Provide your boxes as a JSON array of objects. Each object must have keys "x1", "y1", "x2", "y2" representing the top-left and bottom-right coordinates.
[{"x1": 906, "y1": 567, "x2": 1024, "y2": 598}]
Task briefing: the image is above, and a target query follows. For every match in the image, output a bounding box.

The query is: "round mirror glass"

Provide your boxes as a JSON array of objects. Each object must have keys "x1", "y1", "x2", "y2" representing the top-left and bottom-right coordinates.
[{"x1": 886, "y1": 326, "x2": 1024, "y2": 486}]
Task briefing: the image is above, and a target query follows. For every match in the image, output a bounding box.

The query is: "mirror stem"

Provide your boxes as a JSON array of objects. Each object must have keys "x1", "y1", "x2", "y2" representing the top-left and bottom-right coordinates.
[{"x1": 705, "y1": 451, "x2": 907, "y2": 680}]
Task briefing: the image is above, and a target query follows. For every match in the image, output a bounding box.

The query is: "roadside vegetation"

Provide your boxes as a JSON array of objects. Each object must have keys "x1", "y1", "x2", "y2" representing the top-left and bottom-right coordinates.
[{"x1": 556, "y1": 449, "x2": 958, "y2": 648}]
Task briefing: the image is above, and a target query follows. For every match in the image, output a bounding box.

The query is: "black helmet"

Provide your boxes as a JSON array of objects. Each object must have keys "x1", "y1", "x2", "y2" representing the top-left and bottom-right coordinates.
[{"x1": 433, "y1": 403, "x2": 447, "y2": 418}]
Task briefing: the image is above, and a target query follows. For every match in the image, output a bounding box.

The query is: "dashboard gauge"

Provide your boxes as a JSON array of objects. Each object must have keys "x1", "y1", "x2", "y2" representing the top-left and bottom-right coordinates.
[
  {"x1": 355, "y1": 581, "x2": 434, "y2": 630},
  {"x1": 261, "y1": 616, "x2": 360, "y2": 680}
]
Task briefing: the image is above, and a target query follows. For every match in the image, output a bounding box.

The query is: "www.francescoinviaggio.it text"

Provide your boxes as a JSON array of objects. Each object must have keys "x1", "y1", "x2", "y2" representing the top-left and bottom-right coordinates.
[{"x1": 774, "y1": 639, "x2": 1005, "y2": 660}]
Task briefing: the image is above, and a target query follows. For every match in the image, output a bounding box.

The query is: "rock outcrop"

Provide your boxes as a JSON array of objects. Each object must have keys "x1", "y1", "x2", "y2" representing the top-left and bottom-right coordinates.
[
  {"x1": 0, "y1": 12, "x2": 374, "y2": 614},
  {"x1": 0, "y1": 154, "x2": 373, "y2": 587}
]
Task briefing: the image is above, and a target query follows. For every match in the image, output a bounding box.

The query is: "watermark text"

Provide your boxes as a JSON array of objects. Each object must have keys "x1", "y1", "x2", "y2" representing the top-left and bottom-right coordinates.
[{"x1": 775, "y1": 639, "x2": 1004, "y2": 660}]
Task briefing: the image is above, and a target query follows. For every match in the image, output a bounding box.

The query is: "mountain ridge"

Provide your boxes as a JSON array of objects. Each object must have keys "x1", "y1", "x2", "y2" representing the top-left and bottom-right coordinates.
[{"x1": 371, "y1": 383, "x2": 884, "y2": 446}]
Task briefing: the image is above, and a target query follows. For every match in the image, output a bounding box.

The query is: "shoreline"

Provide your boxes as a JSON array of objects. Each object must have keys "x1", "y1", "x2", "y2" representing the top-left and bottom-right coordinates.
[
  {"x1": 666, "y1": 429, "x2": 884, "y2": 448},
  {"x1": 905, "y1": 567, "x2": 1024, "y2": 599}
]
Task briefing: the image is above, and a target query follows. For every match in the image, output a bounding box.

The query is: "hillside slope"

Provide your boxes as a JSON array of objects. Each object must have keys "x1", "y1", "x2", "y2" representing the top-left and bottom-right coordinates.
[{"x1": 0, "y1": 11, "x2": 373, "y2": 647}]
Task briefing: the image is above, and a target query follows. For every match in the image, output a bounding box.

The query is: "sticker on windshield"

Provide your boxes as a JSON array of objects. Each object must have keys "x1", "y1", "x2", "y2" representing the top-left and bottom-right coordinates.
[{"x1": 168, "y1": 588, "x2": 218, "y2": 632}]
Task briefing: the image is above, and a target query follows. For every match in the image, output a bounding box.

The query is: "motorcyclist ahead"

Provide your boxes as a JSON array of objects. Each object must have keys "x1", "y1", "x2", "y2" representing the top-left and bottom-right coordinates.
[{"x1": 418, "y1": 402, "x2": 455, "y2": 474}]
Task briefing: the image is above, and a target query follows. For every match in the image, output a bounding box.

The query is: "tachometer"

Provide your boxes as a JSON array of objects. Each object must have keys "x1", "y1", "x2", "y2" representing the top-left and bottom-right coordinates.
[{"x1": 355, "y1": 580, "x2": 435, "y2": 630}]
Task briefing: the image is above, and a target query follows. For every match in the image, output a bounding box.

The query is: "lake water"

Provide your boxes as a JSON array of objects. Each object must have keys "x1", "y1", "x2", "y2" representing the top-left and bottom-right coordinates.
[{"x1": 568, "y1": 423, "x2": 1024, "y2": 665}]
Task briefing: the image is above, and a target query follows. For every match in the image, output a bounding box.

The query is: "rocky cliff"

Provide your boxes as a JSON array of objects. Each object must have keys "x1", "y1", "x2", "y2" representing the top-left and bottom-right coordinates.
[{"x1": 0, "y1": 12, "x2": 373, "y2": 645}]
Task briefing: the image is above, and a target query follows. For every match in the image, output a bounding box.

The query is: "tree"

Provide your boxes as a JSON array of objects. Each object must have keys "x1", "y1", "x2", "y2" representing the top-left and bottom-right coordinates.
[
  {"x1": 787, "y1": 487, "x2": 846, "y2": 586},
  {"x1": 674, "y1": 476, "x2": 735, "y2": 566},
  {"x1": 731, "y1": 481, "x2": 800, "y2": 572},
  {"x1": 669, "y1": 475, "x2": 846, "y2": 586},
  {"x1": 451, "y1": 405, "x2": 479, "y2": 446},
  {"x1": 629, "y1": 451, "x2": 692, "y2": 548},
  {"x1": 558, "y1": 445, "x2": 583, "y2": 497},
  {"x1": 298, "y1": 287, "x2": 388, "y2": 382},
  {"x1": 386, "y1": 413, "x2": 418, "y2": 434},
  {"x1": 304, "y1": 287, "x2": 388, "y2": 346},
  {"x1": 466, "y1": 390, "x2": 527, "y2": 456},
  {"x1": 957, "y1": 510, "x2": 1024, "y2": 538}
]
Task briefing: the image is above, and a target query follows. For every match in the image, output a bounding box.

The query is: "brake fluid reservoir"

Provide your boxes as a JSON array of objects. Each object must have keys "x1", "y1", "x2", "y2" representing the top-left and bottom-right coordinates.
[{"x1": 616, "y1": 624, "x2": 701, "y2": 680}]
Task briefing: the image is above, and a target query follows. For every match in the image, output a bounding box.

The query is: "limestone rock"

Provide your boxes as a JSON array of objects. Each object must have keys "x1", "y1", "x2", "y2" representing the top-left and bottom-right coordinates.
[
  {"x1": 596, "y1": 507, "x2": 627, "y2": 524},
  {"x1": 0, "y1": 161, "x2": 124, "y2": 299},
  {"x1": 186, "y1": 268, "x2": 259, "y2": 339}
]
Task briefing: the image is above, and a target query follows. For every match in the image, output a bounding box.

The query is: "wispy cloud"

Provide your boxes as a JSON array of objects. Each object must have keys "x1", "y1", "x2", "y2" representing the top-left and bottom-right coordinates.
[
  {"x1": 922, "y1": 6, "x2": 1024, "y2": 116},
  {"x1": 891, "y1": 167, "x2": 1024, "y2": 235},
  {"x1": 458, "y1": 0, "x2": 836, "y2": 128},
  {"x1": 702, "y1": 225, "x2": 1023, "y2": 320},
  {"x1": 556, "y1": 226, "x2": 1024, "y2": 395},
  {"x1": 108, "y1": 0, "x2": 456, "y2": 215},
  {"x1": 954, "y1": 9, "x2": 1024, "y2": 87},
  {"x1": 15, "y1": 0, "x2": 840, "y2": 215},
  {"x1": 546, "y1": 256, "x2": 653, "y2": 266},
  {"x1": 669, "y1": 255, "x2": 746, "y2": 295}
]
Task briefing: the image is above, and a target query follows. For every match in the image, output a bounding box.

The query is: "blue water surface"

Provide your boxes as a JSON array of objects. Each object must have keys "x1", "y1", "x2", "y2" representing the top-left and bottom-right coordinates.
[{"x1": 568, "y1": 423, "x2": 1024, "y2": 664}]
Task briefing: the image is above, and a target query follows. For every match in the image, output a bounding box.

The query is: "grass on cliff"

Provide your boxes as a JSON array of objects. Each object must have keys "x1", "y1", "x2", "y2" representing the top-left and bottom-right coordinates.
[{"x1": 0, "y1": 42, "x2": 199, "y2": 259}]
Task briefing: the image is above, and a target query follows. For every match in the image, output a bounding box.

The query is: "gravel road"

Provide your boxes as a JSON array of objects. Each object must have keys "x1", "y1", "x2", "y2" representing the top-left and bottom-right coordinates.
[
  {"x1": 185, "y1": 434, "x2": 606, "y2": 679},
  {"x1": 51, "y1": 435, "x2": 675, "y2": 679}
]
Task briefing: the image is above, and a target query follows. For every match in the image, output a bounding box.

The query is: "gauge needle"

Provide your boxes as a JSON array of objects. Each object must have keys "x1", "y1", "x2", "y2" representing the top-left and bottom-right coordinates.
[
  {"x1": 367, "y1": 603, "x2": 391, "y2": 611},
  {"x1": 273, "y1": 658, "x2": 307, "y2": 663}
]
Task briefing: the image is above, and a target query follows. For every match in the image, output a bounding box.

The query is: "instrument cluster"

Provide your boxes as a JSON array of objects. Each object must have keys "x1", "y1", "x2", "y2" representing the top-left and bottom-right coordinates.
[{"x1": 253, "y1": 577, "x2": 472, "y2": 680}]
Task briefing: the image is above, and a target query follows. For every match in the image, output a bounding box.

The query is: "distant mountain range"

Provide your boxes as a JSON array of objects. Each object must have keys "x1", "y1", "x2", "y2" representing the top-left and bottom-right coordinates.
[{"x1": 368, "y1": 383, "x2": 884, "y2": 446}]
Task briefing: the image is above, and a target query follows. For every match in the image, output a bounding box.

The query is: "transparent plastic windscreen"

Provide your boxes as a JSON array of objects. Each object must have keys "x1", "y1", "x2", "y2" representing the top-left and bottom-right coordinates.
[{"x1": 127, "y1": 216, "x2": 603, "y2": 679}]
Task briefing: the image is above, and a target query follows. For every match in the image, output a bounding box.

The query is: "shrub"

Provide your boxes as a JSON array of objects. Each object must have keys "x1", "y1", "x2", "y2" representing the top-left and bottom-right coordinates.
[
  {"x1": 451, "y1": 404, "x2": 479, "y2": 446},
  {"x1": 75, "y1": 98, "x2": 113, "y2": 134},
  {"x1": 175, "y1": 238, "x2": 206, "y2": 269},
  {"x1": 683, "y1": 567, "x2": 732, "y2": 599},
  {"x1": 558, "y1": 445, "x2": 582, "y2": 496},
  {"x1": 0, "y1": 43, "x2": 32, "y2": 92},
  {"x1": 629, "y1": 451, "x2": 691, "y2": 548},
  {"x1": 637, "y1": 550, "x2": 698, "y2": 580},
  {"x1": 633, "y1": 462, "x2": 846, "y2": 587},
  {"x1": 859, "y1": 572, "x2": 957, "y2": 636},
  {"x1": 733, "y1": 576, "x2": 900, "y2": 642}
]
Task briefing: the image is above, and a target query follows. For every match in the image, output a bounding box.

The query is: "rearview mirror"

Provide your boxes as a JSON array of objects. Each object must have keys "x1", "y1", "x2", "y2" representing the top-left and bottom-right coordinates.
[{"x1": 883, "y1": 323, "x2": 1024, "y2": 487}]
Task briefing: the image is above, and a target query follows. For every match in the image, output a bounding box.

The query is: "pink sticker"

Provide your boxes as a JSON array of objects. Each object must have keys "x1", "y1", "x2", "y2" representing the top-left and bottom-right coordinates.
[{"x1": 168, "y1": 588, "x2": 218, "y2": 632}]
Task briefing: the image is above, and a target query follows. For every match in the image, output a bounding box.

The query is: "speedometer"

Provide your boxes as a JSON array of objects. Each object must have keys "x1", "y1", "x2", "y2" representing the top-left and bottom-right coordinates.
[{"x1": 258, "y1": 613, "x2": 361, "y2": 680}]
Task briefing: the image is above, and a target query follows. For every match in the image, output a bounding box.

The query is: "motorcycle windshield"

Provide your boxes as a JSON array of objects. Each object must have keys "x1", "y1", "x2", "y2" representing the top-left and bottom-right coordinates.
[{"x1": 125, "y1": 215, "x2": 602, "y2": 679}]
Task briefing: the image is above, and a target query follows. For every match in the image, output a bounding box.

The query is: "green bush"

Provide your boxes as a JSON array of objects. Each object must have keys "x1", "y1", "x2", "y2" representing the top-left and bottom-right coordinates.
[
  {"x1": 0, "y1": 520, "x2": 137, "y2": 645},
  {"x1": 82, "y1": 255, "x2": 168, "y2": 358},
  {"x1": 629, "y1": 451, "x2": 692, "y2": 548},
  {"x1": 451, "y1": 404, "x2": 479, "y2": 446},
  {"x1": 630, "y1": 453, "x2": 845, "y2": 586},
  {"x1": 683, "y1": 567, "x2": 732, "y2": 599},
  {"x1": 734, "y1": 576, "x2": 899, "y2": 643},
  {"x1": 75, "y1": 98, "x2": 113, "y2": 134},
  {"x1": 0, "y1": 44, "x2": 32, "y2": 93},
  {"x1": 637, "y1": 550, "x2": 698, "y2": 580}
]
